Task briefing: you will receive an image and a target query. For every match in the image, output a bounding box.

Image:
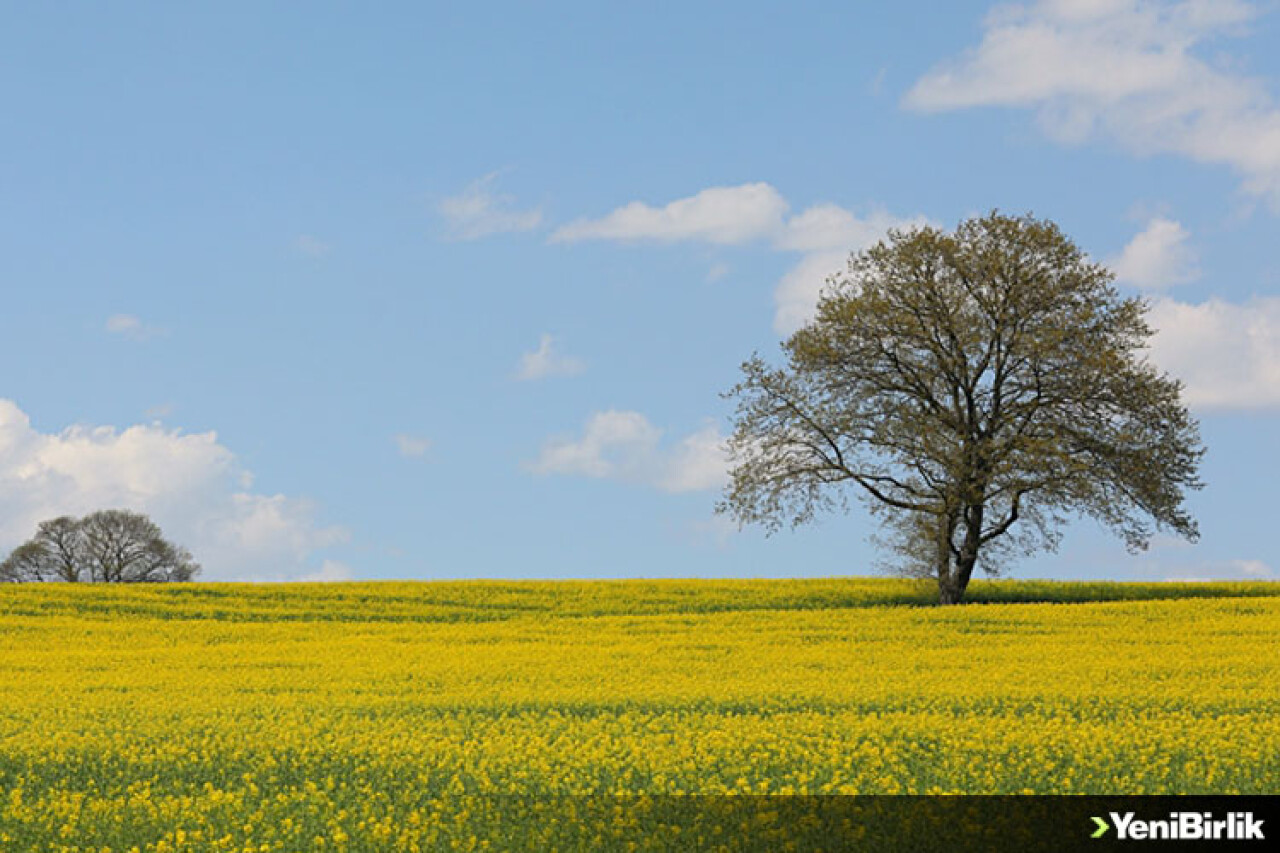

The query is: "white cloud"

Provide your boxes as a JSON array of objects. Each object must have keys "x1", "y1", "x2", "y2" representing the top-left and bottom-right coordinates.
[
  {"x1": 774, "y1": 204, "x2": 918, "y2": 253},
  {"x1": 1147, "y1": 295, "x2": 1280, "y2": 409},
  {"x1": 772, "y1": 207, "x2": 933, "y2": 334},
  {"x1": 549, "y1": 182, "x2": 926, "y2": 334},
  {"x1": 515, "y1": 334, "x2": 586, "y2": 381},
  {"x1": 526, "y1": 410, "x2": 727, "y2": 493},
  {"x1": 904, "y1": 0, "x2": 1280, "y2": 201},
  {"x1": 0, "y1": 399, "x2": 346, "y2": 580},
  {"x1": 1234, "y1": 559, "x2": 1273, "y2": 578},
  {"x1": 773, "y1": 250, "x2": 850, "y2": 337},
  {"x1": 105, "y1": 314, "x2": 166, "y2": 341},
  {"x1": 1110, "y1": 217, "x2": 1198, "y2": 288},
  {"x1": 682, "y1": 514, "x2": 740, "y2": 550},
  {"x1": 394, "y1": 433, "x2": 432, "y2": 458},
  {"x1": 550, "y1": 183, "x2": 789, "y2": 245},
  {"x1": 298, "y1": 560, "x2": 355, "y2": 582},
  {"x1": 660, "y1": 424, "x2": 732, "y2": 493},
  {"x1": 438, "y1": 173, "x2": 543, "y2": 241},
  {"x1": 293, "y1": 234, "x2": 331, "y2": 257},
  {"x1": 1160, "y1": 557, "x2": 1274, "y2": 581}
]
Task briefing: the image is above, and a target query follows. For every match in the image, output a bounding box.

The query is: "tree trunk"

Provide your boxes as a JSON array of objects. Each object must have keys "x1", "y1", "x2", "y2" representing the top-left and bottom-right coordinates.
[
  {"x1": 937, "y1": 506, "x2": 983, "y2": 605},
  {"x1": 937, "y1": 559, "x2": 978, "y2": 604},
  {"x1": 938, "y1": 573, "x2": 964, "y2": 605},
  {"x1": 937, "y1": 557, "x2": 970, "y2": 605},
  {"x1": 932, "y1": 508, "x2": 962, "y2": 604}
]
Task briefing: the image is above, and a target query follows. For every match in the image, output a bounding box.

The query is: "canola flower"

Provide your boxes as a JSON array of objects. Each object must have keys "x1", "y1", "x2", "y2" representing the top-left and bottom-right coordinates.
[{"x1": 0, "y1": 579, "x2": 1278, "y2": 851}]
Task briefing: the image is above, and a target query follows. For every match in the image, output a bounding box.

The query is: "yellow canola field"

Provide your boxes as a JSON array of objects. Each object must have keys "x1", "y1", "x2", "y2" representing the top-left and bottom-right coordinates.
[{"x1": 1, "y1": 579, "x2": 1278, "y2": 852}]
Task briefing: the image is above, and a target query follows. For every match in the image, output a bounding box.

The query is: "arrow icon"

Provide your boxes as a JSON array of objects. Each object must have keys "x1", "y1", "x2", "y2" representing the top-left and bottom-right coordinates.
[{"x1": 1091, "y1": 816, "x2": 1110, "y2": 838}]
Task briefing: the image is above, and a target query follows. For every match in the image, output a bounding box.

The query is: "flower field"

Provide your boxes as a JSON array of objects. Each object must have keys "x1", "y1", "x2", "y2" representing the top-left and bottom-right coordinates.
[{"x1": 1, "y1": 578, "x2": 1278, "y2": 851}]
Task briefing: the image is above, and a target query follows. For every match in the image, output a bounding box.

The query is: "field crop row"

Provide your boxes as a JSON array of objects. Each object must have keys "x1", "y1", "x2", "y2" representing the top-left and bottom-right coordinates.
[{"x1": 1, "y1": 579, "x2": 1277, "y2": 851}]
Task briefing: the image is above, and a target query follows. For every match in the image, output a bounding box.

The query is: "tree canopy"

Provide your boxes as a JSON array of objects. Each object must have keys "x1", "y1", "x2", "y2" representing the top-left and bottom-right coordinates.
[
  {"x1": 0, "y1": 510, "x2": 200, "y2": 583},
  {"x1": 719, "y1": 212, "x2": 1204, "y2": 604}
]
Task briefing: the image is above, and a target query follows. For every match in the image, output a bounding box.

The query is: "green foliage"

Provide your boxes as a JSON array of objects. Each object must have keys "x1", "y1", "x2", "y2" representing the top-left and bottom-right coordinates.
[{"x1": 720, "y1": 213, "x2": 1204, "y2": 603}]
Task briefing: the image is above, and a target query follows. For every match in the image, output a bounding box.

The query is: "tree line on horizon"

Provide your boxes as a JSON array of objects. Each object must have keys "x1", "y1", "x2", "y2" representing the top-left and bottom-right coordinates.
[{"x1": 0, "y1": 509, "x2": 199, "y2": 583}]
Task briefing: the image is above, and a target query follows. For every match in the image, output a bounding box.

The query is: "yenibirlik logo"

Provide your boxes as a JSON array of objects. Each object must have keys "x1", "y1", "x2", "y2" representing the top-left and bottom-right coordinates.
[{"x1": 1091, "y1": 811, "x2": 1265, "y2": 841}]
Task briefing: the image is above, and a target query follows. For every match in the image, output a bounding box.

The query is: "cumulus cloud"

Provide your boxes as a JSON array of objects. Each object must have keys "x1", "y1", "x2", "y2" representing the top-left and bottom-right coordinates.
[
  {"x1": 773, "y1": 204, "x2": 916, "y2": 253},
  {"x1": 298, "y1": 560, "x2": 355, "y2": 582},
  {"x1": 550, "y1": 183, "x2": 789, "y2": 245},
  {"x1": 1160, "y1": 557, "x2": 1274, "y2": 581},
  {"x1": 772, "y1": 207, "x2": 933, "y2": 335},
  {"x1": 515, "y1": 334, "x2": 586, "y2": 381},
  {"x1": 526, "y1": 410, "x2": 727, "y2": 493},
  {"x1": 549, "y1": 182, "x2": 927, "y2": 334},
  {"x1": 773, "y1": 251, "x2": 851, "y2": 337},
  {"x1": 0, "y1": 399, "x2": 346, "y2": 580},
  {"x1": 394, "y1": 433, "x2": 432, "y2": 458},
  {"x1": 1234, "y1": 559, "x2": 1274, "y2": 578},
  {"x1": 904, "y1": 0, "x2": 1280, "y2": 201},
  {"x1": 1110, "y1": 218, "x2": 1198, "y2": 288},
  {"x1": 1146, "y1": 295, "x2": 1280, "y2": 409},
  {"x1": 105, "y1": 314, "x2": 166, "y2": 341},
  {"x1": 438, "y1": 173, "x2": 543, "y2": 240}
]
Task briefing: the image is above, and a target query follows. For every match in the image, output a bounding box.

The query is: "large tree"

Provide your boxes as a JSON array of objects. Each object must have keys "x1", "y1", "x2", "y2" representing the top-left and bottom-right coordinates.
[
  {"x1": 0, "y1": 510, "x2": 200, "y2": 583},
  {"x1": 719, "y1": 213, "x2": 1204, "y2": 604}
]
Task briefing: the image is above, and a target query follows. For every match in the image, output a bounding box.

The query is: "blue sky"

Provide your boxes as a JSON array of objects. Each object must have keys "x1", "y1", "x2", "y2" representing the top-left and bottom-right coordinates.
[{"x1": 1, "y1": 0, "x2": 1277, "y2": 582}]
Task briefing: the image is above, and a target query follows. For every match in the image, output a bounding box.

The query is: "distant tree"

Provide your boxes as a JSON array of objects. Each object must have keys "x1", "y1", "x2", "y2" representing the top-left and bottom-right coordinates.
[
  {"x1": 0, "y1": 516, "x2": 84, "y2": 582},
  {"x1": 0, "y1": 510, "x2": 199, "y2": 583},
  {"x1": 719, "y1": 212, "x2": 1204, "y2": 604}
]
